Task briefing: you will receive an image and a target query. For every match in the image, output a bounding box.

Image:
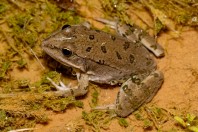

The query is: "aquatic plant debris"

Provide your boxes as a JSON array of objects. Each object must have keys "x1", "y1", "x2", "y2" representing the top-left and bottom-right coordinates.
[
  {"x1": 90, "y1": 87, "x2": 100, "y2": 107},
  {"x1": 0, "y1": 0, "x2": 82, "y2": 131},
  {"x1": 174, "y1": 114, "x2": 198, "y2": 132},
  {"x1": 97, "y1": 0, "x2": 198, "y2": 34},
  {"x1": 118, "y1": 118, "x2": 129, "y2": 127},
  {"x1": 0, "y1": 109, "x2": 49, "y2": 132},
  {"x1": 82, "y1": 110, "x2": 115, "y2": 131},
  {"x1": 0, "y1": 71, "x2": 84, "y2": 131}
]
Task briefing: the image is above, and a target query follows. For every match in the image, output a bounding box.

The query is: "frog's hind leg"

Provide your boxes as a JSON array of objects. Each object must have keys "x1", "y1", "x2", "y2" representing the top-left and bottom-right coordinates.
[
  {"x1": 94, "y1": 18, "x2": 164, "y2": 57},
  {"x1": 115, "y1": 70, "x2": 164, "y2": 117},
  {"x1": 47, "y1": 73, "x2": 89, "y2": 97}
]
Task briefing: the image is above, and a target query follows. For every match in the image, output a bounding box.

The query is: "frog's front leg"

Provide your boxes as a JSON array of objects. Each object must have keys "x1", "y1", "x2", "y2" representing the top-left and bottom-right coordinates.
[
  {"x1": 47, "y1": 73, "x2": 89, "y2": 97},
  {"x1": 115, "y1": 70, "x2": 164, "y2": 117}
]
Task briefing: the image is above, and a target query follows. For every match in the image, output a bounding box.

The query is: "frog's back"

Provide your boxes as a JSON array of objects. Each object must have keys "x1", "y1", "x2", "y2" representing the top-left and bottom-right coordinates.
[{"x1": 70, "y1": 26, "x2": 156, "y2": 74}]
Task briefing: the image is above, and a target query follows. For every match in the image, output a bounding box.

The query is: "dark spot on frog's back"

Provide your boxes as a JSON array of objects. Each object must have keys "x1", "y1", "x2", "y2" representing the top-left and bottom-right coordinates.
[
  {"x1": 146, "y1": 57, "x2": 153, "y2": 66},
  {"x1": 116, "y1": 51, "x2": 122, "y2": 60},
  {"x1": 89, "y1": 35, "x2": 94, "y2": 40},
  {"x1": 86, "y1": 47, "x2": 92, "y2": 52},
  {"x1": 101, "y1": 45, "x2": 107, "y2": 53},
  {"x1": 129, "y1": 54, "x2": 135, "y2": 63},
  {"x1": 123, "y1": 41, "x2": 130, "y2": 50}
]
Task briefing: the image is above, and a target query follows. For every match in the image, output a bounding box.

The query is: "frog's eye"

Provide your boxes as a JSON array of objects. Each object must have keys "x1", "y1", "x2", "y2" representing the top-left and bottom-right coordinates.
[
  {"x1": 62, "y1": 48, "x2": 72, "y2": 57},
  {"x1": 62, "y1": 24, "x2": 71, "y2": 30}
]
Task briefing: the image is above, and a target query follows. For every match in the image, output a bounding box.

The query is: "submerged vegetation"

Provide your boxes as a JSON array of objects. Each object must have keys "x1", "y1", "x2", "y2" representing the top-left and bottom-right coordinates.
[{"x1": 0, "y1": 0, "x2": 197, "y2": 131}]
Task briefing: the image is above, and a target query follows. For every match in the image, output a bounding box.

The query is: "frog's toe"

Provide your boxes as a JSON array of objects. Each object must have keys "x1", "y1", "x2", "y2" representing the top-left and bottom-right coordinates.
[
  {"x1": 94, "y1": 17, "x2": 118, "y2": 29},
  {"x1": 115, "y1": 70, "x2": 164, "y2": 117},
  {"x1": 82, "y1": 21, "x2": 91, "y2": 29},
  {"x1": 93, "y1": 104, "x2": 116, "y2": 110},
  {"x1": 47, "y1": 77, "x2": 70, "y2": 91},
  {"x1": 92, "y1": 104, "x2": 117, "y2": 117}
]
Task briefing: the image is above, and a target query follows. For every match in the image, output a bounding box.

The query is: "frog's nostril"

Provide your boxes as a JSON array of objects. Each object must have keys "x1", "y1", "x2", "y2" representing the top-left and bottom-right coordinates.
[{"x1": 62, "y1": 48, "x2": 73, "y2": 57}]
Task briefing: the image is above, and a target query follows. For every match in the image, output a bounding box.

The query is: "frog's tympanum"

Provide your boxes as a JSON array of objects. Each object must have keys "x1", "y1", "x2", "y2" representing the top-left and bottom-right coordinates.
[{"x1": 42, "y1": 22, "x2": 164, "y2": 117}]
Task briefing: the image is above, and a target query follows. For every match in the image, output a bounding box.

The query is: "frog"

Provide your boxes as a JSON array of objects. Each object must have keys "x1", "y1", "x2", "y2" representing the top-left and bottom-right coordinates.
[{"x1": 42, "y1": 21, "x2": 164, "y2": 117}]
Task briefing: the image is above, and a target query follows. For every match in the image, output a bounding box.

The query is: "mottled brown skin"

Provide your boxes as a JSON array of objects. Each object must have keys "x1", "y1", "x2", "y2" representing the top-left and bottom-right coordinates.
[
  {"x1": 42, "y1": 23, "x2": 164, "y2": 117},
  {"x1": 43, "y1": 25, "x2": 156, "y2": 83}
]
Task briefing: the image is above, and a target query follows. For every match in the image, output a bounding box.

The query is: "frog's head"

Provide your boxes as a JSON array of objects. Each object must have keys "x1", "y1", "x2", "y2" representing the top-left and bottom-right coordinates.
[{"x1": 42, "y1": 24, "x2": 88, "y2": 72}]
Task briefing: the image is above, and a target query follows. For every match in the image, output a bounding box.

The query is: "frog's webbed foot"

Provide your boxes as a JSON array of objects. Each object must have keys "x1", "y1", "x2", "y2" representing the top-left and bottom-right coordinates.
[
  {"x1": 94, "y1": 18, "x2": 164, "y2": 57},
  {"x1": 47, "y1": 73, "x2": 89, "y2": 97}
]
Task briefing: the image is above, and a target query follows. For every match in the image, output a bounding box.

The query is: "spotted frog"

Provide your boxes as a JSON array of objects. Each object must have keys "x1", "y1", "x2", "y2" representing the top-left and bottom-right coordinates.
[{"x1": 42, "y1": 21, "x2": 164, "y2": 117}]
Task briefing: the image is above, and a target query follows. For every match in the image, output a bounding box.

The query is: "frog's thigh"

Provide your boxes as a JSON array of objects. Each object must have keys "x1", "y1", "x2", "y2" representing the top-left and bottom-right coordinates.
[{"x1": 115, "y1": 70, "x2": 164, "y2": 117}]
